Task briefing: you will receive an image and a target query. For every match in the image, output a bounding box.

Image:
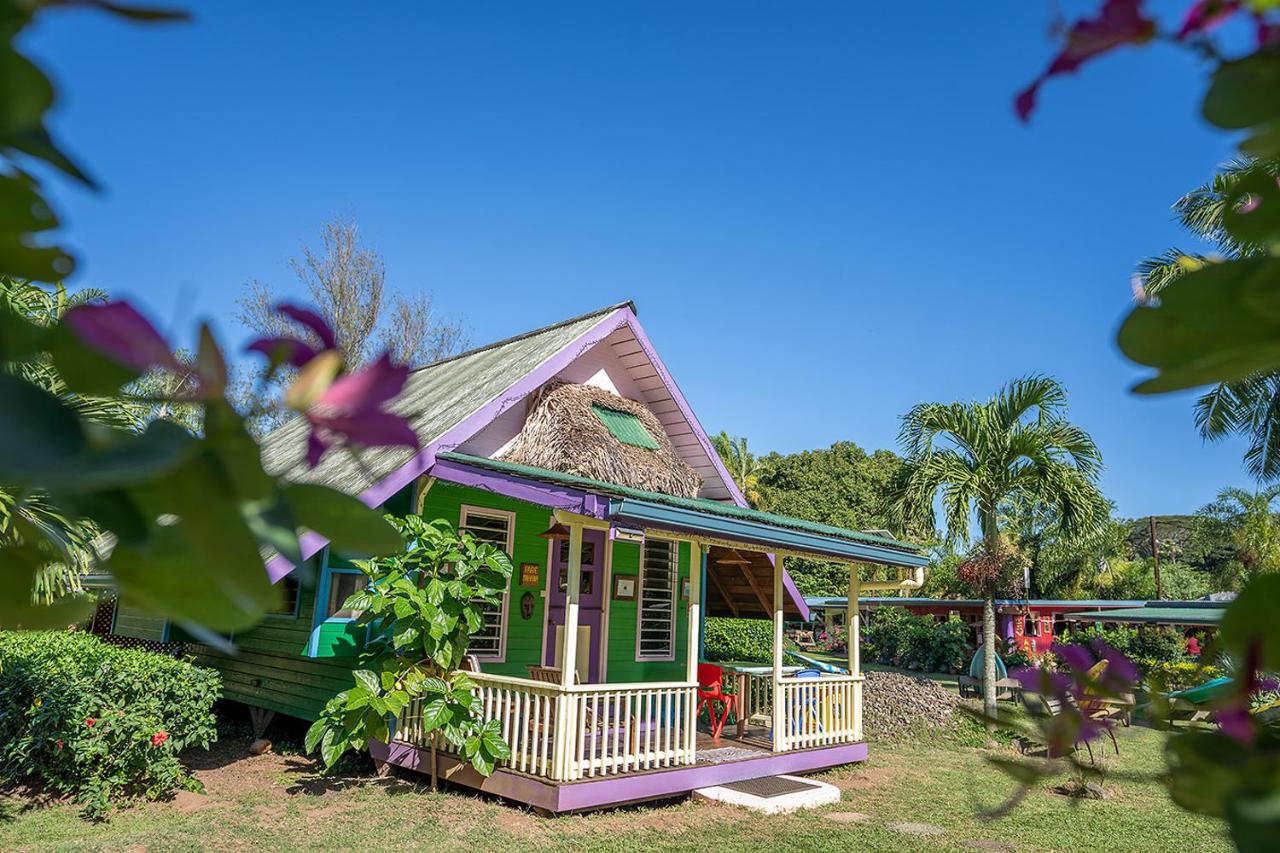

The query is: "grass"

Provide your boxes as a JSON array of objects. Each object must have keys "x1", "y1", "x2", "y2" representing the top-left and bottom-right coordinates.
[{"x1": 0, "y1": 722, "x2": 1230, "y2": 852}]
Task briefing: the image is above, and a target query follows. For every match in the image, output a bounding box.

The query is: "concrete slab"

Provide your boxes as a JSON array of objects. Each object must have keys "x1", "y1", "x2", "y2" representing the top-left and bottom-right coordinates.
[{"x1": 693, "y1": 774, "x2": 842, "y2": 814}]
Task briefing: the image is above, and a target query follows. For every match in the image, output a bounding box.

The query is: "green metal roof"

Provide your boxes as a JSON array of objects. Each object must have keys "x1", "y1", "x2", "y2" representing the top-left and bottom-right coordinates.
[
  {"x1": 438, "y1": 451, "x2": 926, "y2": 565},
  {"x1": 1068, "y1": 605, "x2": 1224, "y2": 627},
  {"x1": 591, "y1": 404, "x2": 659, "y2": 449}
]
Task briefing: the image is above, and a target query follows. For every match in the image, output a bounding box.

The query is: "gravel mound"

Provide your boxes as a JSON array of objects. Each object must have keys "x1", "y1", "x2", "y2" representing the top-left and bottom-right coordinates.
[{"x1": 862, "y1": 670, "x2": 960, "y2": 740}]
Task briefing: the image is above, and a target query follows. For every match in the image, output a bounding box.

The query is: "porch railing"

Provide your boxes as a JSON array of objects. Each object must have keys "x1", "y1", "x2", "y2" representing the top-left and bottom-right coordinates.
[
  {"x1": 774, "y1": 675, "x2": 862, "y2": 751},
  {"x1": 395, "y1": 673, "x2": 698, "y2": 783}
]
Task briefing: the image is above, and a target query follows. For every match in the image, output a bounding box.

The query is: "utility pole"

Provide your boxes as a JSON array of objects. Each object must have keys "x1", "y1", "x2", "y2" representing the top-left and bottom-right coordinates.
[{"x1": 1149, "y1": 516, "x2": 1163, "y2": 600}]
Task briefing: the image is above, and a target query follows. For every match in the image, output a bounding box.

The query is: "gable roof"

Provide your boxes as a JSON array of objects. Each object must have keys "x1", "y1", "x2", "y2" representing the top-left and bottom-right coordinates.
[{"x1": 261, "y1": 302, "x2": 633, "y2": 493}]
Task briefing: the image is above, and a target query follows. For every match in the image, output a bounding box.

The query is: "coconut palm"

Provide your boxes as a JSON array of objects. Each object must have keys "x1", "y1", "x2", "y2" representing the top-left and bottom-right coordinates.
[
  {"x1": 0, "y1": 279, "x2": 143, "y2": 602},
  {"x1": 1200, "y1": 485, "x2": 1280, "y2": 585},
  {"x1": 1138, "y1": 158, "x2": 1280, "y2": 480},
  {"x1": 885, "y1": 376, "x2": 1108, "y2": 721},
  {"x1": 711, "y1": 431, "x2": 764, "y2": 507}
]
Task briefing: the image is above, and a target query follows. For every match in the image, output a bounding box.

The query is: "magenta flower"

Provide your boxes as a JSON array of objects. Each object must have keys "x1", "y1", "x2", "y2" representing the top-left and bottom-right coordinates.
[
  {"x1": 1015, "y1": 0, "x2": 1156, "y2": 121},
  {"x1": 1176, "y1": 0, "x2": 1240, "y2": 39},
  {"x1": 64, "y1": 302, "x2": 184, "y2": 375},
  {"x1": 246, "y1": 303, "x2": 339, "y2": 369},
  {"x1": 297, "y1": 353, "x2": 419, "y2": 466}
]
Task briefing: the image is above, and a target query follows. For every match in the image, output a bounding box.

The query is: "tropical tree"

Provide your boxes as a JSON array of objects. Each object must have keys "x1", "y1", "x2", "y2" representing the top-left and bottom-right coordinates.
[
  {"x1": 234, "y1": 216, "x2": 467, "y2": 436},
  {"x1": 885, "y1": 376, "x2": 1109, "y2": 721},
  {"x1": 1137, "y1": 157, "x2": 1280, "y2": 481},
  {"x1": 1199, "y1": 486, "x2": 1280, "y2": 588},
  {"x1": 711, "y1": 431, "x2": 764, "y2": 507},
  {"x1": 0, "y1": 280, "x2": 138, "y2": 602}
]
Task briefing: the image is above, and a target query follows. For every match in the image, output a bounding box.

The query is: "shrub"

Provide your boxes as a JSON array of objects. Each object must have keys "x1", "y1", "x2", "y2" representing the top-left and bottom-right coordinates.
[
  {"x1": 865, "y1": 609, "x2": 972, "y2": 673},
  {"x1": 814, "y1": 625, "x2": 847, "y2": 654},
  {"x1": 704, "y1": 618, "x2": 777, "y2": 663},
  {"x1": 1060, "y1": 622, "x2": 1138, "y2": 657},
  {"x1": 0, "y1": 630, "x2": 220, "y2": 817},
  {"x1": 1130, "y1": 626, "x2": 1188, "y2": 664},
  {"x1": 1133, "y1": 658, "x2": 1224, "y2": 692}
]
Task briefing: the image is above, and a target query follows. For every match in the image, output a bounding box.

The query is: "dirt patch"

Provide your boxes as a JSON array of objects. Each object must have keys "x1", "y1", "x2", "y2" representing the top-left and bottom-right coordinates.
[{"x1": 168, "y1": 790, "x2": 218, "y2": 814}]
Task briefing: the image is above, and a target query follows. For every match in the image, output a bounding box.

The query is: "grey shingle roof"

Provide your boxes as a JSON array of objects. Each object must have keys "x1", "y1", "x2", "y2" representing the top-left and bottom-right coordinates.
[{"x1": 260, "y1": 303, "x2": 629, "y2": 494}]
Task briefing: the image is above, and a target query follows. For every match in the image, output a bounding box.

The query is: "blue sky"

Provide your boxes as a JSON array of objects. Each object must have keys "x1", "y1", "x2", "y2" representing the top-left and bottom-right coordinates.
[{"x1": 24, "y1": 2, "x2": 1256, "y2": 517}]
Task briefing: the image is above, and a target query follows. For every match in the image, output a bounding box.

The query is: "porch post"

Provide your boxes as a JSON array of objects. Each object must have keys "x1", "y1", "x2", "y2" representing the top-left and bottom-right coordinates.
[
  {"x1": 847, "y1": 562, "x2": 860, "y2": 678},
  {"x1": 772, "y1": 552, "x2": 786, "y2": 752},
  {"x1": 849, "y1": 561, "x2": 863, "y2": 742},
  {"x1": 561, "y1": 521, "x2": 584, "y2": 689},
  {"x1": 686, "y1": 539, "x2": 703, "y2": 684}
]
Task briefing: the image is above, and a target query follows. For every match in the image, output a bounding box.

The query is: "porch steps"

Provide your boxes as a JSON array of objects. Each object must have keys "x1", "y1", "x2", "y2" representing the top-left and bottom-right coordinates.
[{"x1": 692, "y1": 774, "x2": 841, "y2": 814}]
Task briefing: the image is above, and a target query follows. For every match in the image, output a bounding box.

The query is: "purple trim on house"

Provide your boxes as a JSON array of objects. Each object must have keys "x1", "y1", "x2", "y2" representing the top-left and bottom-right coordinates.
[
  {"x1": 370, "y1": 738, "x2": 868, "y2": 813},
  {"x1": 266, "y1": 530, "x2": 330, "y2": 583},
  {"x1": 556, "y1": 742, "x2": 868, "y2": 811},
  {"x1": 616, "y1": 306, "x2": 749, "y2": 509},
  {"x1": 431, "y1": 456, "x2": 608, "y2": 518}
]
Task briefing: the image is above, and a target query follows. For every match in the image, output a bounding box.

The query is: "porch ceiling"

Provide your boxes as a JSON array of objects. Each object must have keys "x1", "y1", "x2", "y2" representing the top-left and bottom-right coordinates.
[{"x1": 704, "y1": 546, "x2": 804, "y2": 619}]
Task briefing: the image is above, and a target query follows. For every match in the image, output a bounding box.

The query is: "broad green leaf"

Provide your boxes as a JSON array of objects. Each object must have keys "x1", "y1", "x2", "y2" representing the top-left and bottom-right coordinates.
[
  {"x1": 0, "y1": 172, "x2": 75, "y2": 282},
  {"x1": 45, "y1": 322, "x2": 138, "y2": 396},
  {"x1": 353, "y1": 669, "x2": 380, "y2": 694},
  {"x1": 203, "y1": 400, "x2": 272, "y2": 499},
  {"x1": 240, "y1": 496, "x2": 302, "y2": 572},
  {"x1": 283, "y1": 483, "x2": 402, "y2": 557},
  {"x1": 419, "y1": 698, "x2": 452, "y2": 729},
  {"x1": 68, "y1": 420, "x2": 195, "y2": 491},
  {"x1": 367, "y1": 710, "x2": 389, "y2": 745},
  {"x1": 1220, "y1": 165, "x2": 1280, "y2": 248},
  {"x1": 1118, "y1": 257, "x2": 1280, "y2": 393},
  {"x1": 0, "y1": 375, "x2": 85, "y2": 484},
  {"x1": 0, "y1": 302, "x2": 48, "y2": 363},
  {"x1": 1203, "y1": 49, "x2": 1280, "y2": 131},
  {"x1": 304, "y1": 718, "x2": 327, "y2": 754},
  {"x1": 1220, "y1": 575, "x2": 1280, "y2": 671},
  {"x1": 0, "y1": 544, "x2": 95, "y2": 628}
]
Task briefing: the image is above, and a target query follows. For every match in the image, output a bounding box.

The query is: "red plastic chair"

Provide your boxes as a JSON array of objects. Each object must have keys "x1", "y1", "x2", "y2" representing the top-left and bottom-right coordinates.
[{"x1": 696, "y1": 663, "x2": 738, "y2": 740}]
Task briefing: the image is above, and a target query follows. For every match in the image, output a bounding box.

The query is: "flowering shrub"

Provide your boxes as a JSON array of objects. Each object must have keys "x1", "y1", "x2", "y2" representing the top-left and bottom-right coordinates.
[
  {"x1": 815, "y1": 625, "x2": 847, "y2": 654},
  {"x1": 0, "y1": 631, "x2": 219, "y2": 817},
  {"x1": 865, "y1": 610, "x2": 972, "y2": 673},
  {"x1": 1133, "y1": 658, "x2": 1224, "y2": 692}
]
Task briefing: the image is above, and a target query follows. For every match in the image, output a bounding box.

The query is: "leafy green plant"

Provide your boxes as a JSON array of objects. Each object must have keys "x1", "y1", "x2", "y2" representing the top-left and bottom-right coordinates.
[
  {"x1": 703, "y1": 617, "x2": 777, "y2": 664},
  {"x1": 305, "y1": 515, "x2": 513, "y2": 779},
  {"x1": 0, "y1": 631, "x2": 218, "y2": 817}
]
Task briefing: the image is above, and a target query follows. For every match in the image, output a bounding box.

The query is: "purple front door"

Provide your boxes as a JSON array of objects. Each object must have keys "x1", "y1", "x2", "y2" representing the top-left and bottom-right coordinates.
[{"x1": 545, "y1": 529, "x2": 606, "y2": 682}]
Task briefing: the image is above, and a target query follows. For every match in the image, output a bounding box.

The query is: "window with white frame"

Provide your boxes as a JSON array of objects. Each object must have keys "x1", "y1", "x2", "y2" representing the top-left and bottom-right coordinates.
[
  {"x1": 637, "y1": 539, "x2": 678, "y2": 660},
  {"x1": 459, "y1": 506, "x2": 515, "y2": 660}
]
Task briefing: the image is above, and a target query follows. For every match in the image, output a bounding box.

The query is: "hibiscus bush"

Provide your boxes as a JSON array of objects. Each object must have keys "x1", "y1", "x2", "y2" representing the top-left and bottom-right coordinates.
[
  {"x1": 703, "y1": 617, "x2": 777, "y2": 663},
  {"x1": 0, "y1": 631, "x2": 219, "y2": 817}
]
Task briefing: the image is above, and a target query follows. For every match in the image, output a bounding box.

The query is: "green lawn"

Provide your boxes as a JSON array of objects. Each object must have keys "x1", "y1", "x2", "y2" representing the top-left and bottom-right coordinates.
[{"x1": 0, "y1": 724, "x2": 1229, "y2": 852}]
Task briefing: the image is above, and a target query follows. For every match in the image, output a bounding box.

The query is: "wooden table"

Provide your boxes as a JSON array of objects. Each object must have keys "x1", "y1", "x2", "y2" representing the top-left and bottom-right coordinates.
[{"x1": 718, "y1": 664, "x2": 800, "y2": 739}]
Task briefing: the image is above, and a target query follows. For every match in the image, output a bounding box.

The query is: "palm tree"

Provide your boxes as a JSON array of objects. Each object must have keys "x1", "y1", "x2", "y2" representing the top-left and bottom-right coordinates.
[
  {"x1": 711, "y1": 431, "x2": 764, "y2": 507},
  {"x1": 886, "y1": 376, "x2": 1108, "y2": 721},
  {"x1": 1138, "y1": 158, "x2": 1280, "y2": 480},
  {"x1": 1200, "y1": 486, "x2": 1280, "y2": 586},
  {"x1": 0, "y1": 279, "x2": 143, "y2": 602}
]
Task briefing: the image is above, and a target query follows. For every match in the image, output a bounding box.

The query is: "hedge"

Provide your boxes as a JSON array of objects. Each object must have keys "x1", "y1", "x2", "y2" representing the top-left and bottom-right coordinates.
[
  {"x1": 704, "y1": 618, "x2": 777, "y2": 663},
  {"x1": 0, "y1": 631, "x2": 220, "y2": 817}
]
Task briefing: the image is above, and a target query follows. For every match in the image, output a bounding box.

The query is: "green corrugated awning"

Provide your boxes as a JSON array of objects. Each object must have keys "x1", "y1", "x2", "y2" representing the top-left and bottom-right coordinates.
[{"x1": 1068, "y1": 606, "x2": 1224, "y2": 627}]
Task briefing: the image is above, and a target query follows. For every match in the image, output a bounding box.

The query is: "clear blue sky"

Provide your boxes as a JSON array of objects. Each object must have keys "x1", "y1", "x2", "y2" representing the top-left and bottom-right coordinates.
[{"x1": 24, "y1": 2, "x2": 1256, "y2": 517}]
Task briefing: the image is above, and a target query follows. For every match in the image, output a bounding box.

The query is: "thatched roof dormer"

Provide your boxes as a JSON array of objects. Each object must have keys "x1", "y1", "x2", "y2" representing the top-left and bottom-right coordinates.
[{"x1": 498, "y1": 381, "x2": 702, "y2": 498}]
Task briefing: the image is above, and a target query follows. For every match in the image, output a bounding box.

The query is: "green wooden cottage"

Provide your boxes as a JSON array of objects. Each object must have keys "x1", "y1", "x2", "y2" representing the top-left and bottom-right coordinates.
[{"x1": 93, "y1": 301, "x2": 927, "y2": 812}]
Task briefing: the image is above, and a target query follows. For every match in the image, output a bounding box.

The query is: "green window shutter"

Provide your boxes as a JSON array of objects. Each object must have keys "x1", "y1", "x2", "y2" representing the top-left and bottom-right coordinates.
[{"x1": 592, "y1": 404, "x2": 660, "y2": 450}]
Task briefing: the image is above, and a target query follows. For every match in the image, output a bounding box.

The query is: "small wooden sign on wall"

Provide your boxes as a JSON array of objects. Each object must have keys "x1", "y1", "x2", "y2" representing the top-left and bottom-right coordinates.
[{"x1": 520, "y1": 563, "x2": 540, "y2": 587}]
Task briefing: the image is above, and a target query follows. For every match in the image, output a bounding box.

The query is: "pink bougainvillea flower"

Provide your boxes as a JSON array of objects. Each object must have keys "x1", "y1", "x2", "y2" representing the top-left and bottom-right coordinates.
[
  {"x1": 84, "y1": 717, "x2": 96, "y2": 727},
  {"x1": 151, "y1": 730, "x2": 169, "y2": 747},
  {"x1": 296, "y1": 354, "x2": 419, "y2": 467},
  {"x1": 1177, "y1": 0, "x2": 1240, "y2": 39},
  {"x1": 64, "y1": 302, "x2": 185, "y2": 375},
  {"x1": 1015, "y1": 0, "x2": 1157, "y2": 121},
  {"x1": 246, "y1": 303, "x2": 339, "y2": 369}
]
